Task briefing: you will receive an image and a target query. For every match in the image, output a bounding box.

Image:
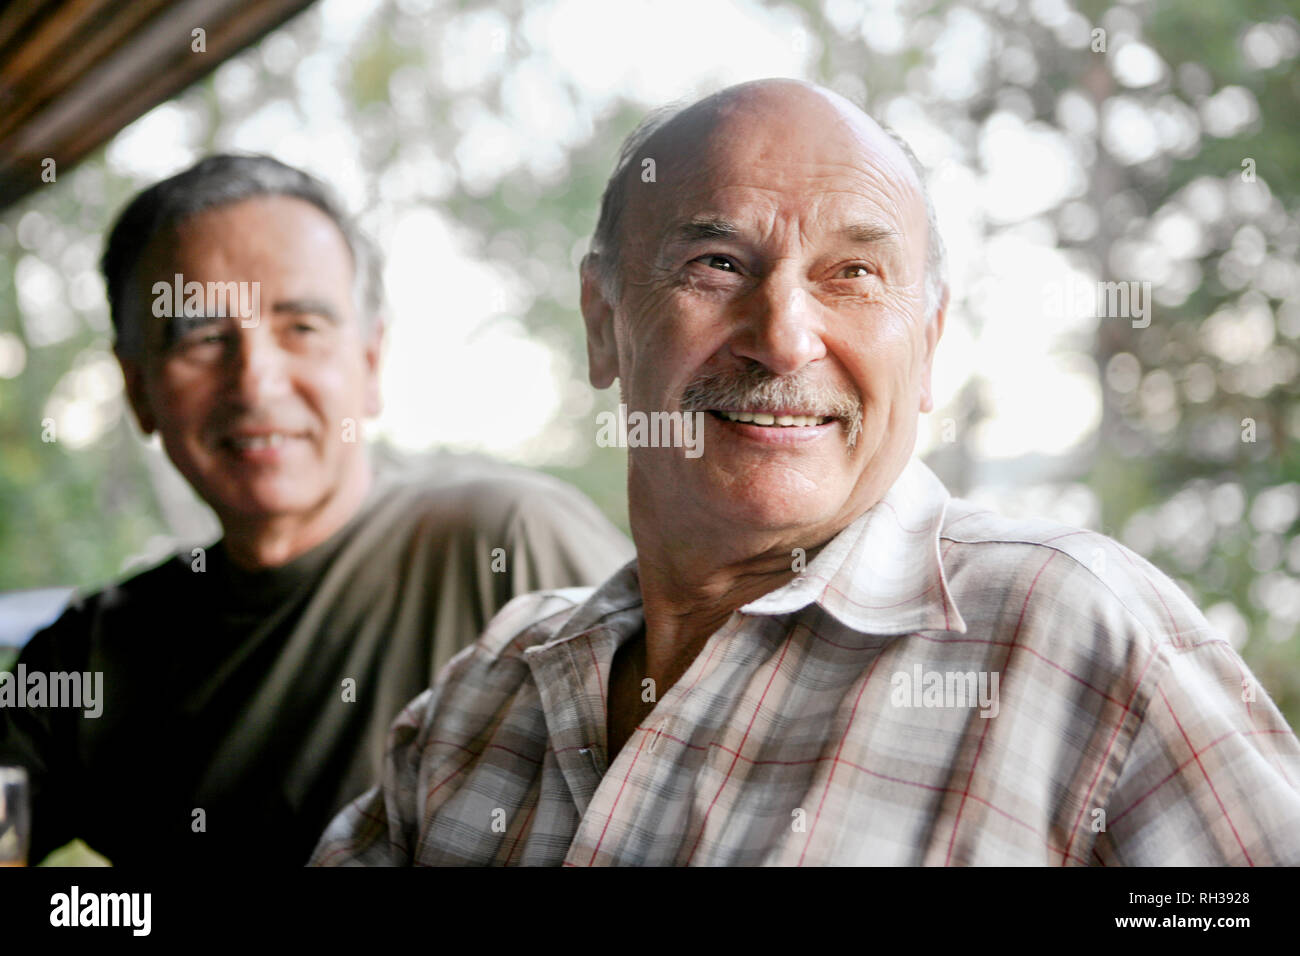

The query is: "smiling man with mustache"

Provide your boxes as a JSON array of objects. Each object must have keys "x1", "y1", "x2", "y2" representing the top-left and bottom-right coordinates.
[
  {"x1": 312, "y1": 80, "x2": 1300, "y2": 866},
  {"x1": 0, "y1": 154, "x2": 632, "y2": 867}
]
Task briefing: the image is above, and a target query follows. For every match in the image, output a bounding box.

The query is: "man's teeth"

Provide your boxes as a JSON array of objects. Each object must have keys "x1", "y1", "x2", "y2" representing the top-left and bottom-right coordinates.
[
  {"x1": 719, "y1": 411, "x2": 830, "y2": 426},
  {"x1": 230, "y1": 433, "x2": 292, "y2": 449}
]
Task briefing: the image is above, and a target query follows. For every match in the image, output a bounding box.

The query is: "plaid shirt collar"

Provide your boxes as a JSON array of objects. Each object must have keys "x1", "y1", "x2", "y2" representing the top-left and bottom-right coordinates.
[{"x1": 537, "y1": 456, "x2": 967, "y2": 655}]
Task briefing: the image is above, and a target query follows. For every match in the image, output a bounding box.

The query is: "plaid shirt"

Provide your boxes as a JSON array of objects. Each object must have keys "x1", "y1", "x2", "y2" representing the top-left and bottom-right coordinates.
[{"x1": 310, "y1": 458, "x2": 1300, "y2": 866}]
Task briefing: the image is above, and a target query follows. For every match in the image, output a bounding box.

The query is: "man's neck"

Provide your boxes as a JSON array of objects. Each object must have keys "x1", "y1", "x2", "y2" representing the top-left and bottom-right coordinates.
[
  {"x1": 219, "y1": 460, "x2": 374, "y2": 571},
  {"x1": 625, "y1": 452, "x2": 911, "y2": 681},
  {"x1": 631, "y1": 509, "x2": 840, "y2": 685},
  {"x1": 606, "y1": 521, "x2": 832, "y2": 761}
]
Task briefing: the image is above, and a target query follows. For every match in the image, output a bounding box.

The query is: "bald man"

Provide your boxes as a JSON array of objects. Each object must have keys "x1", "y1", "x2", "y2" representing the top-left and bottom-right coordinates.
[{"x1": 311, "y1": 80, "x2": 1300, "y2": 866}]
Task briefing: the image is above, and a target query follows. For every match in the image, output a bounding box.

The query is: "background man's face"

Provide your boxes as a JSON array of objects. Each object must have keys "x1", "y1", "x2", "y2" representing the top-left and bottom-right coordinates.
[
  {"x1": 590, "y1": 85, "x2": 941, "y2": 541},
  {"x1": 120, "y1": 195, "x2": 381, "y2": 527}
]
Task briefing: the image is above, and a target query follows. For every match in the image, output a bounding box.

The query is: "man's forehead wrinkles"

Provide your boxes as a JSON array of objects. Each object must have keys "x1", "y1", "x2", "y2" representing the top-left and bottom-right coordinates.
[
  {"x1": 656, "y1": 154, "x2": 909, "y2": 202},
  {"x1": 657, "y1": 187, "x2": 905, "y2": 240},
  {"x1": 663, "y1": 119, "x2": 913, "y2": 178},
  {"x1": 630, "y1": 132, "x2": 928, "y2": 265},
  {"x1": 660, "y1": 156, "x2": 899, "y2": 197}
]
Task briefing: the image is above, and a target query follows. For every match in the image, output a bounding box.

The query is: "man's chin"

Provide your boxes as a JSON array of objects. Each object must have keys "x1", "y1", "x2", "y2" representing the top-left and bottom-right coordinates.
[
  {"x1": 202, "y1": 478, "x2": 326, "y2": 525},
  {"x1": 699, "y1": 485, "x2": 845, "y2": 539}
]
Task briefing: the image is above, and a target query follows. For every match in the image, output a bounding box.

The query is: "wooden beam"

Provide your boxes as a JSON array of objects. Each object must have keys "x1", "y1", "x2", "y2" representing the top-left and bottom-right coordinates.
[{"x1": 0, "y1": 0, "x2": 319, "y2": 211}]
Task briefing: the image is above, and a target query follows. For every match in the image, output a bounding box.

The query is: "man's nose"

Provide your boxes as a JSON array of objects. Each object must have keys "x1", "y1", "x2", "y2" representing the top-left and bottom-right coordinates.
[
  {"x1": 728, "y1": 271, "x2": 827, "y2": 375},
  {"x1": 228, "y1": 329, "x2": 290, "y2": 406}
]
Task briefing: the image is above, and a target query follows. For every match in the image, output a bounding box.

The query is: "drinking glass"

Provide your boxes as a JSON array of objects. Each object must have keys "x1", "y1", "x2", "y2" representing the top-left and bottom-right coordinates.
[{"x1": 0, "y1": 765, "x2": 30, "y2": 866}]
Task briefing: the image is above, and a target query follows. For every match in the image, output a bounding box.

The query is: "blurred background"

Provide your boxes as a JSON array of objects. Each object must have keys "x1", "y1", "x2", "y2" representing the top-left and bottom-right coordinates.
[{"x1": 0, "y1": 0, "x2": 1298, "y2": 727}]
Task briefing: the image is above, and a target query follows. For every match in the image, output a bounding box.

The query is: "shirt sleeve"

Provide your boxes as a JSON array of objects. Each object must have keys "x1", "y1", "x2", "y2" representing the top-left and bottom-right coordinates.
[
  {"x1": 1097, "y1": 637, "x2": 1300, "y2": 865},
  {"x1": 308, "y1": 590, "x2": 580, "y2": 866},
  {"x1": 499, "y1": 477, "x2": 634, "y2": 597},
  {"x1": 308, "y1": 686, "x2": 435, "y2": 866}
]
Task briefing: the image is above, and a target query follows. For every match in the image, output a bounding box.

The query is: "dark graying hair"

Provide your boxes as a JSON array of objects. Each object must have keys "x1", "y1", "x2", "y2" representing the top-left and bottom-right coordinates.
[
  {"x1": 585, "y1": 98, "x2": 948, "y2": 322},
  {"x1": 102, "y1": 153, "x2": 383, "y2": 355}
]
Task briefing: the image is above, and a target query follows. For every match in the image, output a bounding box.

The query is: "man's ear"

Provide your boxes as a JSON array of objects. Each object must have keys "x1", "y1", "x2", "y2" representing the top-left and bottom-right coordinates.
[
  {"x1": 116, "y1": 351, "x2": 157, "y2": 435},
  {"x1": 918, "y1": 285, "x2": 949, "y2": 415},
  {"x1": 362, "y1": 314, "x2": 385, "y2": 417},
  {"x1": 580, "y1": 254, "x2": 619, "y2": 390}
]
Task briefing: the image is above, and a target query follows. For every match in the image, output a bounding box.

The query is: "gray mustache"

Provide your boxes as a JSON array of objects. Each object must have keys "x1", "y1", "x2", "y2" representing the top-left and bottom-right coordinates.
[{"x1": 679, "y1": 364, "x2": 863, "y2": 449}]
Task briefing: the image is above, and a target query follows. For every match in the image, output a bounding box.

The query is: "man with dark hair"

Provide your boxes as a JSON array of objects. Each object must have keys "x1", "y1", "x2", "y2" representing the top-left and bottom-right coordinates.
[
  {"x1": 312, "y1": 80, "x2": 1300, "y2": 866},
  {"x1": 0, "y1": 153, "x2": 633, "y2": 867}
]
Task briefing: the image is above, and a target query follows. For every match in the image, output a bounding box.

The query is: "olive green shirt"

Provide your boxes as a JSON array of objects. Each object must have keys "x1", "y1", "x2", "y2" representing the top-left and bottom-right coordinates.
[{"x1": 0, "y1": 462, "x2": 632, "y2": 867}]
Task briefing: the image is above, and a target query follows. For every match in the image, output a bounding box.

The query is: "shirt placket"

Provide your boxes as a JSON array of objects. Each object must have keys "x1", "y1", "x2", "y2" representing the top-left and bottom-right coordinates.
[
  {"x1": 523, "y1": 628, "x2": 616, "y2": 820},
  {"x1": 565, "y1": 612, "x2": 751, "y2": 866}
]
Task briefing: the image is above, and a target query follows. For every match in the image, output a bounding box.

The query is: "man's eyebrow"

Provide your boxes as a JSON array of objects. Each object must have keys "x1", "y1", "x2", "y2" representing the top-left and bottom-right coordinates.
[
  {"x1": 272, "y1": 298, "x2": 341, "y2": 323},
  {"x1": 840, "y1": 221, "x2": 901, "y2": 245},
  {"x1": 670, "y1": 216, "x2": 740, "y2": 243}
]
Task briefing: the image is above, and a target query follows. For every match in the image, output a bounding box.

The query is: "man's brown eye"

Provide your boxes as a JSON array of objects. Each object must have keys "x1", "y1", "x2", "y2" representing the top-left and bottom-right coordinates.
[
  {"x1": 702, "y1": 255, "x2": 736, "y2": 272},
  {"x1": 841, "y1": 265, "x2": 871, "y2": 278}
]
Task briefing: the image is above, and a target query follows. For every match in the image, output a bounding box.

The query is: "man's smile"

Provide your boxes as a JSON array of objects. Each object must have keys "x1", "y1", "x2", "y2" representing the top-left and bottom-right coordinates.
[
  {"x1": 706, "y1": 408, "x2": 840, "y2": 445},
  {"x1": 217, "y1": 428, "x2": 313, "y2": 461},
  {"x1": 710, "y1": 409, "x2": 835, "y2": 427}
]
